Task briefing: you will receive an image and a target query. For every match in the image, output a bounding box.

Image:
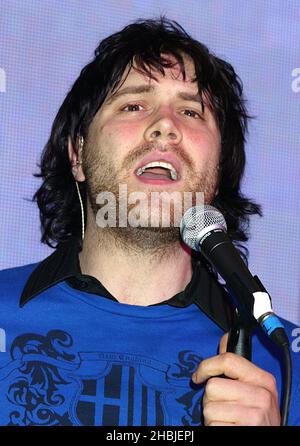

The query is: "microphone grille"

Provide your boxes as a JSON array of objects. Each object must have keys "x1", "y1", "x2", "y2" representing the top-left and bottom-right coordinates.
[{"x1": 180, "y1": 205, "x2": 227, "y2": 251}]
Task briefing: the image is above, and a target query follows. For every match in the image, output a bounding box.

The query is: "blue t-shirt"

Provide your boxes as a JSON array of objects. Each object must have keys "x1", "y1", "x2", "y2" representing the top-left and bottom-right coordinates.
[{"x1": 0, "y1": 263, "x2": 300, "y2": 426}]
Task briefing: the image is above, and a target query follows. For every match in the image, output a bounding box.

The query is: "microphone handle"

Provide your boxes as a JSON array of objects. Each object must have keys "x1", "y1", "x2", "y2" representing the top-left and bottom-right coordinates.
[{"x1": 226, "y1": 312, "x2": 253, "y2": 361}]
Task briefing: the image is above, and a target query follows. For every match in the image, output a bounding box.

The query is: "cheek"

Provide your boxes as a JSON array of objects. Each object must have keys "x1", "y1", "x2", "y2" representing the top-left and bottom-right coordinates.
[
  {"x1": 186, "y1": 128, "x2": 221, "y2": 163},
  {"x1": 104, "y1": 120, "x2": 143, "y2": 142},
  {"x1": 98, "y1": 121, "x2": 143, "y2": 161}
]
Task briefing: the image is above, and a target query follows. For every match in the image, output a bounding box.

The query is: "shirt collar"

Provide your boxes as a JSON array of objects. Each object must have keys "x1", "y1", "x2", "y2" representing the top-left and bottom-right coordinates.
[
  {"x1": 20, "y1": 237, "x2": 82, "y2": 307},
  {"x1": 20, "y1": 237, "x2": 233, "y2": 331}
]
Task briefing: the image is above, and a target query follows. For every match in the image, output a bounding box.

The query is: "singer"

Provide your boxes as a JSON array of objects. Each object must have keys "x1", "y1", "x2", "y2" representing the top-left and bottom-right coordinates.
[{"x1": 0, "y1": 17, "x2": 299, "y2": 426}]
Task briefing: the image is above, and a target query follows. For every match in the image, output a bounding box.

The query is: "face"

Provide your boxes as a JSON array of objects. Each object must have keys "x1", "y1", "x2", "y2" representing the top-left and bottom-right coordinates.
[{"x1": 79, "y1": 54, "x2": 221, "y2": 250}]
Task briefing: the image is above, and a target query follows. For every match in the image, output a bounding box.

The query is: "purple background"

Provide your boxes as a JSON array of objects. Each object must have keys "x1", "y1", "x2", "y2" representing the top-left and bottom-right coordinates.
[{"x1": 1, "y1": 0, "x2": 299, "y2": 323}]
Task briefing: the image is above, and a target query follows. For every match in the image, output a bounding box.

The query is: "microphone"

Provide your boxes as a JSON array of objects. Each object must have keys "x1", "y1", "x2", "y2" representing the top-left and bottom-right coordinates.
[{"x1": 180, "y1": 205, "x2": 289, "y2": 349}]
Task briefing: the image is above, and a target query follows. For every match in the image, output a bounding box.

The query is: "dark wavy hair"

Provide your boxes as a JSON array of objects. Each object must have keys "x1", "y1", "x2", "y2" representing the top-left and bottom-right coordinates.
[{"x1": 33, "y1": 16, "x2": 261, "y2": 254}]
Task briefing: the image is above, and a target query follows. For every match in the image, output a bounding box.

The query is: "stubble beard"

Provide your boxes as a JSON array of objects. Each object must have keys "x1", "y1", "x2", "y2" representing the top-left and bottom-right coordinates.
[{"x1": 82, "y1": 141, "x2": 219, "y2": 255}]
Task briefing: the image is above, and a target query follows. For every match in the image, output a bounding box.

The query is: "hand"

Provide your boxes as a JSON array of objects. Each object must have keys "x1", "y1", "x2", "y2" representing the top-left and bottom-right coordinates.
[{"x1": 192, "y1": 334, "x2": 281, "y2": 426}]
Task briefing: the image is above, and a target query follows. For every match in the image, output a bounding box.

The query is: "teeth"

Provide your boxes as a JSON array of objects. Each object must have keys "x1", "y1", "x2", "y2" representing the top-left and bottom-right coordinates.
[{"x1": 136, "y1": 161, "x2": 178, "y2": 180}]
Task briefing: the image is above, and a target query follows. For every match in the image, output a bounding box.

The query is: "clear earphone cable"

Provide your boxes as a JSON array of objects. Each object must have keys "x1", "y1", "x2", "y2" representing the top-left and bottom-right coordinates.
[{"x1": 75, "y1": 180, "x2": 85, "y2": 241}]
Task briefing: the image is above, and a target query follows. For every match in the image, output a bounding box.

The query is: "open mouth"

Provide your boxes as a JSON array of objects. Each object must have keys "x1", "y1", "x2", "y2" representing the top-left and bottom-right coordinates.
[{"x1": 136, "y1": 161, "x2": 179, "y2": 182}]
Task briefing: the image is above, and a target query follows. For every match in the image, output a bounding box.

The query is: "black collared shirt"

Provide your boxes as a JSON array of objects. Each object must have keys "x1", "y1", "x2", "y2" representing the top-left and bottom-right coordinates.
[{"x1": 20, "y1": 237, "x2": 233, "y2": 332}]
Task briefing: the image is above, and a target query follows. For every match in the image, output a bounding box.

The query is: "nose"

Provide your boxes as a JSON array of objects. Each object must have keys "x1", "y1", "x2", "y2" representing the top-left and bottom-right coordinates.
[{"x1": 144, "y1": 111, "x2": 182, "y2": 145}]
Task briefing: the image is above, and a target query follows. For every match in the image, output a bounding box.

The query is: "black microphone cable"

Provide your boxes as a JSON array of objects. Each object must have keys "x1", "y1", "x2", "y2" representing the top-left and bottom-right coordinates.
[
  {"x1": 254, "y1": 275, "x2": 292, "y2": 426},
  {"x1": 280, "y1": 343, "x2": 292, "y2": 426}
]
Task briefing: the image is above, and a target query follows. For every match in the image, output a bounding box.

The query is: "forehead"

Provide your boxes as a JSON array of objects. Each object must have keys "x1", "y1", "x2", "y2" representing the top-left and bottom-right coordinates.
[{"x1": 114, "y1": 53, "x2": 198, "y2": 92}]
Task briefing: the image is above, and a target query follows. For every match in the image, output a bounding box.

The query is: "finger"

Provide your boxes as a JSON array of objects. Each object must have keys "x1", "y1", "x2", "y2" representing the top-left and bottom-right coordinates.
[
  {"x1": 219, "y1": 332, "x2": 229, "y2": 354},
  {"x1": 202, "y1": 376, "x2": 278, "y2": 408},
  {"x1": 192, "y1": 353, "x2": 278, "y2": 395},
  {"x1": 206, "y1": 421, "x2": 236, "y2": 426},
  {"x1": 203, "y1": 402, "x2": 270, "y2": 426}
]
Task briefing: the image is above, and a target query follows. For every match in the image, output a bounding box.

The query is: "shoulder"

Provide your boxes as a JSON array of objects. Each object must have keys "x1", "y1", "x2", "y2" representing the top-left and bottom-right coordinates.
[
  {"x1": 255, "y1": 316, "x2": 300, "y2": 360},
  {"x1": 280, "y1": 317, "x2": 300, "y2": 355},
  {"x1": 0, "y1": 262, "x2": 39, "y2": 298},
  {"x1": 278, "y1": 318, "x2": 300, "y2": 426},
  {"x1": 0, "y1": 262, "x2": 39, "y2": 282}
]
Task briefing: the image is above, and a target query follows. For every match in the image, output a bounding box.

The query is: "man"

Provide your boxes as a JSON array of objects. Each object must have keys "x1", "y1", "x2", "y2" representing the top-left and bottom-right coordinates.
[{"x1": 0, "y1": 17, "x2": 299, "y2": 426}]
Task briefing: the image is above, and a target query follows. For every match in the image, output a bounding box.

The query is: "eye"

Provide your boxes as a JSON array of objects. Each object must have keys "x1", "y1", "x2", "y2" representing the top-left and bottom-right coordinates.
[
  {"x1": 182, "y1": 109, "x2": 203, "y2": 119},
  {"x1": 121, "y1": 104, "x2": 144, "y2": 112}
]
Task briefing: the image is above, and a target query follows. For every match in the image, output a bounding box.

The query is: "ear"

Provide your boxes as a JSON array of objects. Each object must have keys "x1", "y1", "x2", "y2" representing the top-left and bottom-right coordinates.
[{"x1": 68, "y1": 135, "x2": 85, "y2": 182}]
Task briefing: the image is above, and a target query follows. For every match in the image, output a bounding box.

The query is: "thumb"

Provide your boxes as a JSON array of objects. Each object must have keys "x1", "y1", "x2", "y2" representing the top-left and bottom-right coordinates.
[{"x1": 219, "y1": 332, "x2": 229, "y2": 354}]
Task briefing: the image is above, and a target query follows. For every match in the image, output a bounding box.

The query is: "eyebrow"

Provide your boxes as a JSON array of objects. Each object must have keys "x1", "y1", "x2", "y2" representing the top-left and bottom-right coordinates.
[{"x1": 105, "y1": 84, "x2": 202, "y2": 105}]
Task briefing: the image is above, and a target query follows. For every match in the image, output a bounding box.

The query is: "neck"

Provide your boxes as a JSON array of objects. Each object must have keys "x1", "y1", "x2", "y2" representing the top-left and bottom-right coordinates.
[{"x1": 79, "y1": 211, "x2": 193, "y2": 306}]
